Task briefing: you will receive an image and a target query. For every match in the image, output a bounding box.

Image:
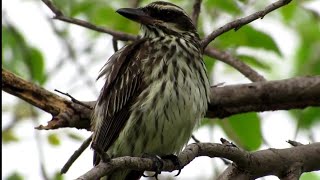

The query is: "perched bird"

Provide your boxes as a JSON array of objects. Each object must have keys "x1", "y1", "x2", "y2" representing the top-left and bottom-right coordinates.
[{"x1": 91, "y1": 1, "x2": 210, "y2": 179}]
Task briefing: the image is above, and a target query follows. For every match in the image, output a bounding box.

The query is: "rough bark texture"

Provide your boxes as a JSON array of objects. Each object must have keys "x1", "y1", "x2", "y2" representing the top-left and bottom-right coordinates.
[
  {"x1": 3, "y1": 69, "x2": 320, "y2": 130},
  {"x1": 208, "y1": 76, "x2": 320, "y2": 118},
  {"x1": 76, "y1": 142, "x2": 320, "y2": 180},
  {"x1": 3, "y1": 0, "x2": 319, "y2": 179}
]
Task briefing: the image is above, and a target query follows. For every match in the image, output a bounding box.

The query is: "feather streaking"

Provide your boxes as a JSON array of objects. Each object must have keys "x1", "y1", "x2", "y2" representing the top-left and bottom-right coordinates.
[{"x1": 91, "y1": 1, "x2": 210, "y2": 179}]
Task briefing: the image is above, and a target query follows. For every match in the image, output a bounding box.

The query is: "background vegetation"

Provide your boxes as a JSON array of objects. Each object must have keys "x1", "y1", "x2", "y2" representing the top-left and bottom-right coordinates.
[{"x1": 2, "y1": 0, "x2": 320, "y2": 179}]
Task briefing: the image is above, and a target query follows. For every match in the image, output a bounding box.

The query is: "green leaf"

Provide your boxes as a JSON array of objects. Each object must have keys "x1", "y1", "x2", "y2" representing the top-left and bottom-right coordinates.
[
  {"x1": 2, "y1": 26, "x2": 27, "y2": 78},
  {"x1": 216, "y1": 26, "x2": 281, "y2": 55},
  {"x1": 2, "y1": 25, "x2": 47, "y2": 84},
  {"x1": 66, "y1": 132, "x2": 84, "y2": 141},
  {"x1": 238, "y1": 55, "x2": 271, "y2": 71},
  {"x1": 69, "y1": 1, "x2": 96, "y2": 17},
  {"x1": 6, "y1": 172, "x2": 24, "y2": 180},
  {"x1": 280, "y1": 0, "x2": 298, "y2": 23},
  {"x1": 25, "y1": 48, "x2": 46, "y2": 85},
  {"x1": 90, "y1": 6, "x2": 139, "y2": 34},
  {"x1": 300, "y1": 172, "x2": 320, "y2": 180},
  {"x1": 53, "y1": 171, "x2": 64, "y2": 180},
  {"x1": 293, "y1": 15, "x2": 320, "y2": 76},
  {"x1": 204, "y1": 0, "x2": 241, "y2": 14},
  {"x1": 203, "y1": 56, "x2": 216, "y2": 79},
  {"x1": 294, "y1": 42, "x2": 320, "y2": 76},
  {"x1": 47, "y1": 133, "x2": 61, "y2": 146},
  {"x1": 52, "y1": 0, "x2": 74, "y2": 15},
  {"x1": 2, "y1": 129, "x2": 19, "y2": 143},
  {"x1": 221, "y1": 112, "x2": 262, "y2": 150},
  {"x1": 291, "y1": 107, "x2": 320, "y2": 129}
]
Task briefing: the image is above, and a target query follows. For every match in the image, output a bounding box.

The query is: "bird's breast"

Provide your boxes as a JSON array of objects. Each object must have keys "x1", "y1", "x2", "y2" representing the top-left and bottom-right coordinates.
[{"x1": 109, "y1": 38, "x2": 209, "y2": 157}]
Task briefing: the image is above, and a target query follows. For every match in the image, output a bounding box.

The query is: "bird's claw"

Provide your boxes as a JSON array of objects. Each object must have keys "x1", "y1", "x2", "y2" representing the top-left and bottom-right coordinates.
[
  {"x1": 142, "y1": 154, "x2": 163, "y2": 179},
  {"x1": 161, "y1": 154, "x2": 182, "y2": 176}
]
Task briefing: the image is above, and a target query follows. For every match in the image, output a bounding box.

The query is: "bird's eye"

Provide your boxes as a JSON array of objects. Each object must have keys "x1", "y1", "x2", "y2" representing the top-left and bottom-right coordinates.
[
  {"x1": 142, "y1": 8, "x2": 147, "y2": 13},
  {"x1": 165, "y1": 11, "x2": 173, "y2": 16}
]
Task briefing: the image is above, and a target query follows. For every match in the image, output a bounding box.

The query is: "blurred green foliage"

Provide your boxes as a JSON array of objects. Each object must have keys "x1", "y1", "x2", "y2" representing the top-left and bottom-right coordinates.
[
  {"x1": 221, "y1": 112, "x2": 262, "y2": 150},
  {"x1": 279, "y1": 1, "x2": 320, "y2": 130},
  {"x1": 215, "y1": 26, "x2": 281, "y2": 55},
  {"x1": 48, "y1": 133, "x2": 61, "y2": 146},
  {"x1": 6, "y1": 172, "x2": 24, "y2": 180},
  {"x1": 301, "y1": 172, "x2": 320, "y2": 180},
  {"x1": 2, "y1": 26, "x2": 46, "y2": 85},
  {"x1": 2, "y1": 129, "x2": 20, "y2": 143},
  {"x1": 2, "y1": 0, "x2": 320, "y2": 179}
]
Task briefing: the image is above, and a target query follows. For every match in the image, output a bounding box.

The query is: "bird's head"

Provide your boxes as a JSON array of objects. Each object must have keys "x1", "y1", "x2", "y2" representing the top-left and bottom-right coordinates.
[{"x1": 116, "y1": 1, "x2": 198, "y2": 38}]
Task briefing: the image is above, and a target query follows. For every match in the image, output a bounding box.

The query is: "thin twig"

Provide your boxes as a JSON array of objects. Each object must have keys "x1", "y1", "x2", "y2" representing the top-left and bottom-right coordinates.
[
  {"x1": 41, "y1": 0, "x2": 136, "y2": 41},
  {"x1": 112, "y1": 38, "x2": 119, "y2": 52},
  {"x1": 191, "y1": 0, "x2": 202, "y2": 27},
  {"x1": 42, "y1": 0, "x2": 280, "y2": 82},
  {"x1": 41, "y1": 0, "x2": 63, "y2": 16},
  {"x1": 44, "y1": 15, "x2": 99, "y2": 95},
  {"x1": 31, "y1": 108, "x2": 50, "y2": 180},
  {"x1": 191, "y1": 135, "x2": 200, "y2": 143},
  {"x1": 220, "y1": 158, "x2": 232, "y2": 166},
  {"x1": 220, "y1": 138, "x2": 238, "y2": 148},
  {"x1": 205, "y1": 47, "x2": 266, "y2": 82},
  {"x1": 287, "y1": 140, "x2": 304, "y2": 147},
  {"x1": 61, "y1": 135, "x2": 93, "y2": 174},
  {"x1": 54, "y1": 89, "x2": 93, "y2": 110},
  {"x1": 130, "y1": 0, "x2": 141, "y2": 8},
  {"x1": 201, "y1": 0, "x2": 293, "y2": 49}
]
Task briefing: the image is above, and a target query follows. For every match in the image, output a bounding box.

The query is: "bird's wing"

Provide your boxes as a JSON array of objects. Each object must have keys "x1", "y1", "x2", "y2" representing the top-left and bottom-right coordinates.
[{"x1": 92, "y1": 39, "x2": 147, "y2": 164}]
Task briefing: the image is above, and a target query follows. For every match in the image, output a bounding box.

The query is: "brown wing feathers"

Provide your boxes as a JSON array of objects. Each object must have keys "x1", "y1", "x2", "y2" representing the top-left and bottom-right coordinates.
[{"x1": 92, "y1": 39, "x2": 147, "y2": 165}]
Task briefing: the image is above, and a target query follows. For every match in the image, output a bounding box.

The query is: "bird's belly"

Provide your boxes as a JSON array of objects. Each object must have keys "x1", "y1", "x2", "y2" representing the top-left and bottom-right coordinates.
[{"x1": 108, "y1": 76, "x2": 207, "y2": 157}]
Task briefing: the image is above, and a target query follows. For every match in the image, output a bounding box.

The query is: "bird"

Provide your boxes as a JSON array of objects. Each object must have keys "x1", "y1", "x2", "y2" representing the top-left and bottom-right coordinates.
[{"x1": 91, "y1": 1, "x2": 210, "y2": 179}]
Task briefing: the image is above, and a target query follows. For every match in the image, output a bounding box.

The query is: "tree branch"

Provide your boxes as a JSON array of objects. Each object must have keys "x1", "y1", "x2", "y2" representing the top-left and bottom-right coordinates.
[
  {"x1": 207, "y1": 75, "x2": 320, "y2": 118},
  {"x1": 61, "y1": 135, "x2": 93, "y2": 174},
  {"x1": 201, "y1": 0, "x2": 292, "y2": 49},
  {"x1": 2, "y1": 68, "x2": 92, "y2": 130},
  {"x1": 40, "y1": 0, "x2": 136, "y2": 41},
  {"x1": 191, "y1": 0, "x2": 202, "y2": 27},
  {"x1": 76, "y1": 142, "x2": 320, "y2": 180},
  {"x1": 280, "y1": 163, "x2": 303, "y2": 180},
  {"x1": 39, "y1": 0, "x2": 269, "y2": 83},
  {"x1": 204, "y1": 47, "x2": 266, "y2": 82},
  {"x1": 3, "y1": 69, "x2": 320, "y2": 129},
  {"x1": 129, "y1": 0, "x2": 141, "y2": 8}
]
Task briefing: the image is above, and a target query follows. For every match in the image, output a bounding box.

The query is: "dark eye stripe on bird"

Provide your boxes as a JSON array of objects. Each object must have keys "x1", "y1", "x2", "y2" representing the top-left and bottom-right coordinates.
[{"x1": 91, "y1": 1, "x2": 210, "y2": 179}]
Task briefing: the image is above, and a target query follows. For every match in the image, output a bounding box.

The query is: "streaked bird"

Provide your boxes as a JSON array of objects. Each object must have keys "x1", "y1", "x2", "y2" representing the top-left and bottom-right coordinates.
[{"x1": 91, "y1": 1, "x2": 210, "y2": 179}]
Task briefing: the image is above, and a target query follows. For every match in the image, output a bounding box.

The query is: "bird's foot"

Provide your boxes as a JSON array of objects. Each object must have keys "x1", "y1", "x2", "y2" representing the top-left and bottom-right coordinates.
[
  {"x1": 161, "y1": 154, "x2": 182, "y2": 176},
  {"x1": 142, "y1": 154, "x2": 163, "y2": 180},
  {"x1": 99, "y1": 152, "x2": 111, "y2": 163},
  {"x1": 92, "y1": 143, "x2": 111, "y2": 163}
]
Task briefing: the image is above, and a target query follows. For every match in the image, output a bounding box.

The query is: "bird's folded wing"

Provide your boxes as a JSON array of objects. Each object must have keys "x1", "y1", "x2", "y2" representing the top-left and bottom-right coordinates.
[{"x1": 92, "y1": 39, "x2": 147, "y2": 164}]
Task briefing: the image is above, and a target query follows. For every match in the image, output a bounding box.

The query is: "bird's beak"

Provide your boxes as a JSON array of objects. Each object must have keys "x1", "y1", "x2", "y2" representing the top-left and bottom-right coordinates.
[{"x1": 116, "y1": 8, "x2": 154, "y2": 25}]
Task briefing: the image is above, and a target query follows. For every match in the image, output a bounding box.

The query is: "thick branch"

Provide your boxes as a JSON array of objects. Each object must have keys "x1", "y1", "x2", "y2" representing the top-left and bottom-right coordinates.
[
  {"x1": 201, "y1": 0, "x2": 292, "y2": 49},
  {"x1": 2, "y1": 69, "x2": 320, "y2": 129},
  {"x1": 76, "y1": 142, "x2": 320, "y2": 180},
  {"x1": 208, "y1": 75, "x2": 320, "y2": 118},
  {"x1": 2, "y1": 68, "x2": 91, "y2": 130}
]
